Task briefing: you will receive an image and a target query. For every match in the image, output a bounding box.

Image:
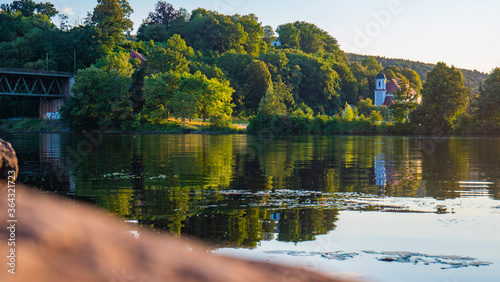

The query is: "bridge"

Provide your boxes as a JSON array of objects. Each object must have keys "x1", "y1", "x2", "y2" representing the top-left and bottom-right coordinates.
[{"x1": 0, "y1": 68, "x2": 74, "y2": 118}]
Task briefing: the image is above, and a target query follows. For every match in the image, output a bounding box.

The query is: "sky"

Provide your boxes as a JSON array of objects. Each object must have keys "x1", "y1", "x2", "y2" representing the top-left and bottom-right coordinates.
[{"x1": 24, "y1": 0, "x2": 500, "y2": 73}]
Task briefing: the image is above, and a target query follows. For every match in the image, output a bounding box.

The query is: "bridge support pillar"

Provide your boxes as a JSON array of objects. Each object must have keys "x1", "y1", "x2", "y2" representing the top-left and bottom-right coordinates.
[
  {"x1": 39, "y1": 76, "x2": 73, "y2": 119},
  {"x1": 40, "y1": 98, "x2": 65, "y2": 119}
]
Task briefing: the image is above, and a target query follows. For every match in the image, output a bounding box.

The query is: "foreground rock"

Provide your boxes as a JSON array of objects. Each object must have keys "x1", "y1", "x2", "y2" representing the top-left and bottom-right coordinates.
[
  {"x1": 0, "y1": 138, "x2": 17, "y2": 192},
  {"x1": 0, "y1": 138, "x2": 356, "y2": 282}
]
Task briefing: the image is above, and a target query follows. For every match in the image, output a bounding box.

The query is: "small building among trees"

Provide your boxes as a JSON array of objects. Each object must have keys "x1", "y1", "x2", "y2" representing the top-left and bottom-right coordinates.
[
  {"x1": 129, "y1": 51, "x2": 146, "y2": 66},
  {"x1": 374, "y1": 71, "x2": 418, "y2": 106}
]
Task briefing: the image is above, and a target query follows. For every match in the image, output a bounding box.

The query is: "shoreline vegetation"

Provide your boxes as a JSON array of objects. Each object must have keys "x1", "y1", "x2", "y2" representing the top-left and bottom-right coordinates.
[
  {"x1": 0, "y1": 118, "x2": 246, "y2": 134},
  {"x1": 4, "y1": 116, "x2": 500, "y2": 136},
  {"x1": 1, "y1": 1, "x2": 499, "y2": 136}
]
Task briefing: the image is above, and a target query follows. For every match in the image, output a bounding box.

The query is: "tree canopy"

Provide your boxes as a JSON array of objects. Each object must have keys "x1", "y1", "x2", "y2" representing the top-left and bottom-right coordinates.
[
  {"x1": 60, "y1": 54, "x2": 134, "y2": 130},
  {"x1": 146, "y1": 1, "x2": 180, "y2": 28},
  {"x1": 413, "y1": 62, "x2": 470, "y2": 133},
  {"x1": 471, "y1": 68, "x2": 500, "y2": 133},
  {"x1": 89, "y1": 0, "x2": 133, "y2": 46},
  {"x1": 0, "y1": 0, "x2": 58, "y2": 18},
  {"x1": 277, "y1": 21, "x2": 341, "y2": 55}
]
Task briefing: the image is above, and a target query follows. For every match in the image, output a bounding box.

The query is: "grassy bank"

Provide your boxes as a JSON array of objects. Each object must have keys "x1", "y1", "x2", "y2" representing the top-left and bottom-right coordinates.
[
  {"x1": 132, "y1": 119, "x2": 245, "y2": 133},
  {"x1": 0, "y1": 118, "x2": 246, "y2": 134},
  {"x1": 0, "y1": 119, "x2": 68, "y2": 133}
]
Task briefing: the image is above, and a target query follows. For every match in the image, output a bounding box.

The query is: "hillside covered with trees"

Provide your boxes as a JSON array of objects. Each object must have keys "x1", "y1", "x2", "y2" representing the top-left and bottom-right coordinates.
[
  {"x1": 1, "y1": 0, "x2": 499, "y2": 135},
  {"x1": 346, "y1": 53, "x2": 488, "y2": 93}
]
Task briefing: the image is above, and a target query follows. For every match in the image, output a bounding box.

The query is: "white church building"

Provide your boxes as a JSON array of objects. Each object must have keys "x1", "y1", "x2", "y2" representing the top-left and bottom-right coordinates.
[
  {"x1": 373, "y1": 70, "x2": 418, "y2": 106},
  {"x1": 374, "y1": 71, "x2": 389, "y2": 106}
]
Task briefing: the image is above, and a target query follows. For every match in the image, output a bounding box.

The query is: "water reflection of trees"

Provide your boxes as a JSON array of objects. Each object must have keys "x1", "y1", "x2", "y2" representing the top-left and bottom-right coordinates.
[
  {"x1": 142, "y1": 206, "x2": 339, "y2": 248},
  {"x1": 10, "y1": 133, "x2": 500, "y2": 248},
  {"x1": 277, "y1": 208, "x2": 338, "y2": 243},
  {"x1": 419, "y1": 137, "x2": 500, "y2": 199}
]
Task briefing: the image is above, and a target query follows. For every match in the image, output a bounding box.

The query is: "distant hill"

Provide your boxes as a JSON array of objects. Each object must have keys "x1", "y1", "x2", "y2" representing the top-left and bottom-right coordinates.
[{"x1": 346, "y1": 53, "x2": 489, "y2": 93}]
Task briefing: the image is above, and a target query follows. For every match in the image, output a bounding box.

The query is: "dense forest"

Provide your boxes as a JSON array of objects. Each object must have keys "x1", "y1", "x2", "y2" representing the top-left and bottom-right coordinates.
[{"x1": 1, "y1": 0, "x2": 499, "y2": 135}]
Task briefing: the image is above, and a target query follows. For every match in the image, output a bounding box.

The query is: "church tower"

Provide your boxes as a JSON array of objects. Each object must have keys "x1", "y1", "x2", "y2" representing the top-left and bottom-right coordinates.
[{"x1": 374, "y1": 71, "x2": 387, "y2": 106}]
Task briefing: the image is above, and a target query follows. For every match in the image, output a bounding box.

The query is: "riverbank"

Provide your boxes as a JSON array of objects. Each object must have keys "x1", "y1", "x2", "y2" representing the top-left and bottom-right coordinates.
[
  {"x1": 3, "y1": 117, "x2": 495, "y2": 136},
  {"x1": 0, "y1": 119, "x2": 69, "y2": 133},
  {"x1": 0, "y1": 118, "x2": 247, "y2": 134}
]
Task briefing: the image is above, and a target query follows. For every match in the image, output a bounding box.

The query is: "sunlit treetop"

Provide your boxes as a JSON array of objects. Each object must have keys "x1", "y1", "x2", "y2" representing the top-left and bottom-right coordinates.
[{"x1": 0, "y1": 0, "x2": 58, "y2": 18}]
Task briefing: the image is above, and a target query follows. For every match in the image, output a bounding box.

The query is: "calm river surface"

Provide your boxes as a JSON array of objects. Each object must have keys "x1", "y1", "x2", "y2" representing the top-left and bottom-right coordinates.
[{"x1": 3, "y1": 133, "x2": 500, "y2": 282}]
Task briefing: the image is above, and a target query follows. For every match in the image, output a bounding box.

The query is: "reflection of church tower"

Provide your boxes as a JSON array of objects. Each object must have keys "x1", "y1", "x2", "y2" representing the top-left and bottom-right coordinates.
[
  {"x1": 374, "y1": 153, "x2": 386, "y2": 188},
  {"x1": 374, "y1": 71, "x2": 387, "y2": 106},
  {"x1": 373, "y1": 137, "x2": 387, "y2": 194}
]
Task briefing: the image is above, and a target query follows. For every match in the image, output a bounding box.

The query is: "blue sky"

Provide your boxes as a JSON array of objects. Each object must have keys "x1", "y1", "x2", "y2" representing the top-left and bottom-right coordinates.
[{"x1": 30, "y1": 0, "x2": 500, "y2": 73}]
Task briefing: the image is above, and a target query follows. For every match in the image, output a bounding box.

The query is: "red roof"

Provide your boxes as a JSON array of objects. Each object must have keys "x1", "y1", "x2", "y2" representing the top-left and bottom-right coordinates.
[
  {"x1": 386, "y1": 78, "x2": 417, "y2": 97},
  {"x1": 386, "y1": 79, "x2": 400, "y2": 95},
  {"x1": 130, "y1": 51, "x2": 146, "y2": 66},
  {"x1": 383, "y1": 95, "x2": 395, "y2": 106}
]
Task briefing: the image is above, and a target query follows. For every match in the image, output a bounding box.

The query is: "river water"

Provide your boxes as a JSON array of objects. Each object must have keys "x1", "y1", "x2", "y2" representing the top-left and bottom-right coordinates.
[{"x1": 3, "y1": 133, "x2": 500, "y2": 281}]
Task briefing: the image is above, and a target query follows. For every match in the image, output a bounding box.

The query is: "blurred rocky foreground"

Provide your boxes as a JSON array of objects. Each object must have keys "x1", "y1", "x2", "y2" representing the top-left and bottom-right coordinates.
[{"x1": 0, "y1": 138, "x2": 360, "y2": 282}]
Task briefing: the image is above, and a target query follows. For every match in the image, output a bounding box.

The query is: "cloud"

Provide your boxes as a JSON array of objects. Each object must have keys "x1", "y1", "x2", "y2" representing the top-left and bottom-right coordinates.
[{"x1": 61, "y1": 6, "x2": 75, "y2": 16}]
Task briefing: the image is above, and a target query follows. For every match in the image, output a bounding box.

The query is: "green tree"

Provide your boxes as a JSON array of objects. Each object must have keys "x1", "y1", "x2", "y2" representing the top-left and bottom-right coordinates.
[
  {"x1": 294, "y1": 21, "x2": 339, "y2": 54},
  {"x1": 61, "y1": 51, "x2": 134, "y2": 129},
  {"x1": 142, "y1": 34, "x2": 193, "y2": 75},
  {"x1": 384, "y1": 65, "x2": 401, "y2": 76},
  {"x1": 232, "y1": 13, "x2": 267, "y2": 56},
  {"x1": 262, "y1": 25, "x2": 275, "y2": 44},
  {"x1": 356, "y1": 98, "x2": 390, "y2": 121},
  {"x1": 94, "y1": 51, "x2": 134, "y2": 77},
  {"x1": 356, "y1": 98, "x2": 374, "y2": 115},
  {"x1": 165, "y1": 33, "x2": 195, "y2": 58},
  {"x1": 0, "y1": 8, "x2": 56, "y2": 69},
  {"x1": 194, "y1": 72, "x2": 234, "y2": 123},
  {"x1": 142, "y1": 71, "x2": 182, "y2": 122},
  {"x1": 258, "y1": 50, "x2": 289, "y2": 78},
  {"x1": 276, "y1": 23, "x2": 300, "y2": 48},
  {"x1": 277, "y1": 21, "x2": 340, "y2": 55},
  {"x1": 170, "y1": 72, "x2": 234, "y2": 123},
  {"x1": 390, "y1": 78, "x2": 417, "y2": 123},
  {"x1": 68, "y1": 25, "x2": 115, "y2": 69},
  {"x1": 341, "y1": 102, "x2": 354, "y2": 121},
  {"x1": 402, "y1": 68, "x2": 422, "y2": 93},
  {"x1": 190, "y1": 62, "x2": 225, "y2": 80},
  {"x1": 60, "y1": 66, "x2": 133, "y2": 130},
  {"x1": 361, "y1": 57, "x2": 382, "y2": 74},
  {"x1": 416, "y1": 62, "x2": 470, "y2": 133},
  {"x1": 0, "y1": 7, "x2": 111, "y2": 71},
  {"x1": 472, "y1": 68, "x2": 500, "y2": 133},
  {"x1": 286, "y1": 51, "x2": 341, "y2": 115},
  {"x1": 258, "y1": 77, "x2": 294, "y2": 116},
  {"x1": 330, "y1": 60, "x2": 359, "y2": 105},
  {"x1": 369, "y1": 110, "x2": 383, "y2": 123},
  {"x1": 384, "y1": 69, "x2": 396, "y2": 80},
  {"x1": 89, "y1": 0, "x2": 133, "y2": 45},
  {"x1": 244, "y1": 59, "x2": 272, "y2": 113},
  {"x1": 144, "y1": 47, "x2": 189, "y2": 75},
  {"x1": 1, "y1": 0, "x2": 58, "y2": 18},
  {"x1": 185, "y1": 9, "x2": 248, "y2": 53},
  {"x1": 215, "y1": 51, "x2": 253, "y2": 112},
  {"x1": 170, "y1": 75, "x2": 199, "y2": 123},
  {"x1": 350, "y1": 62, "x2": 370, "y2": 99},
  {"x1": 137, "y1": 23, "x2": 168, "y2": 42},
  {"x1": 32, "y1": 1, "x2": 57, "y2": 17},
  {"x1": 143, "y1": 71, "x2": 234, "y2": 124}
]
